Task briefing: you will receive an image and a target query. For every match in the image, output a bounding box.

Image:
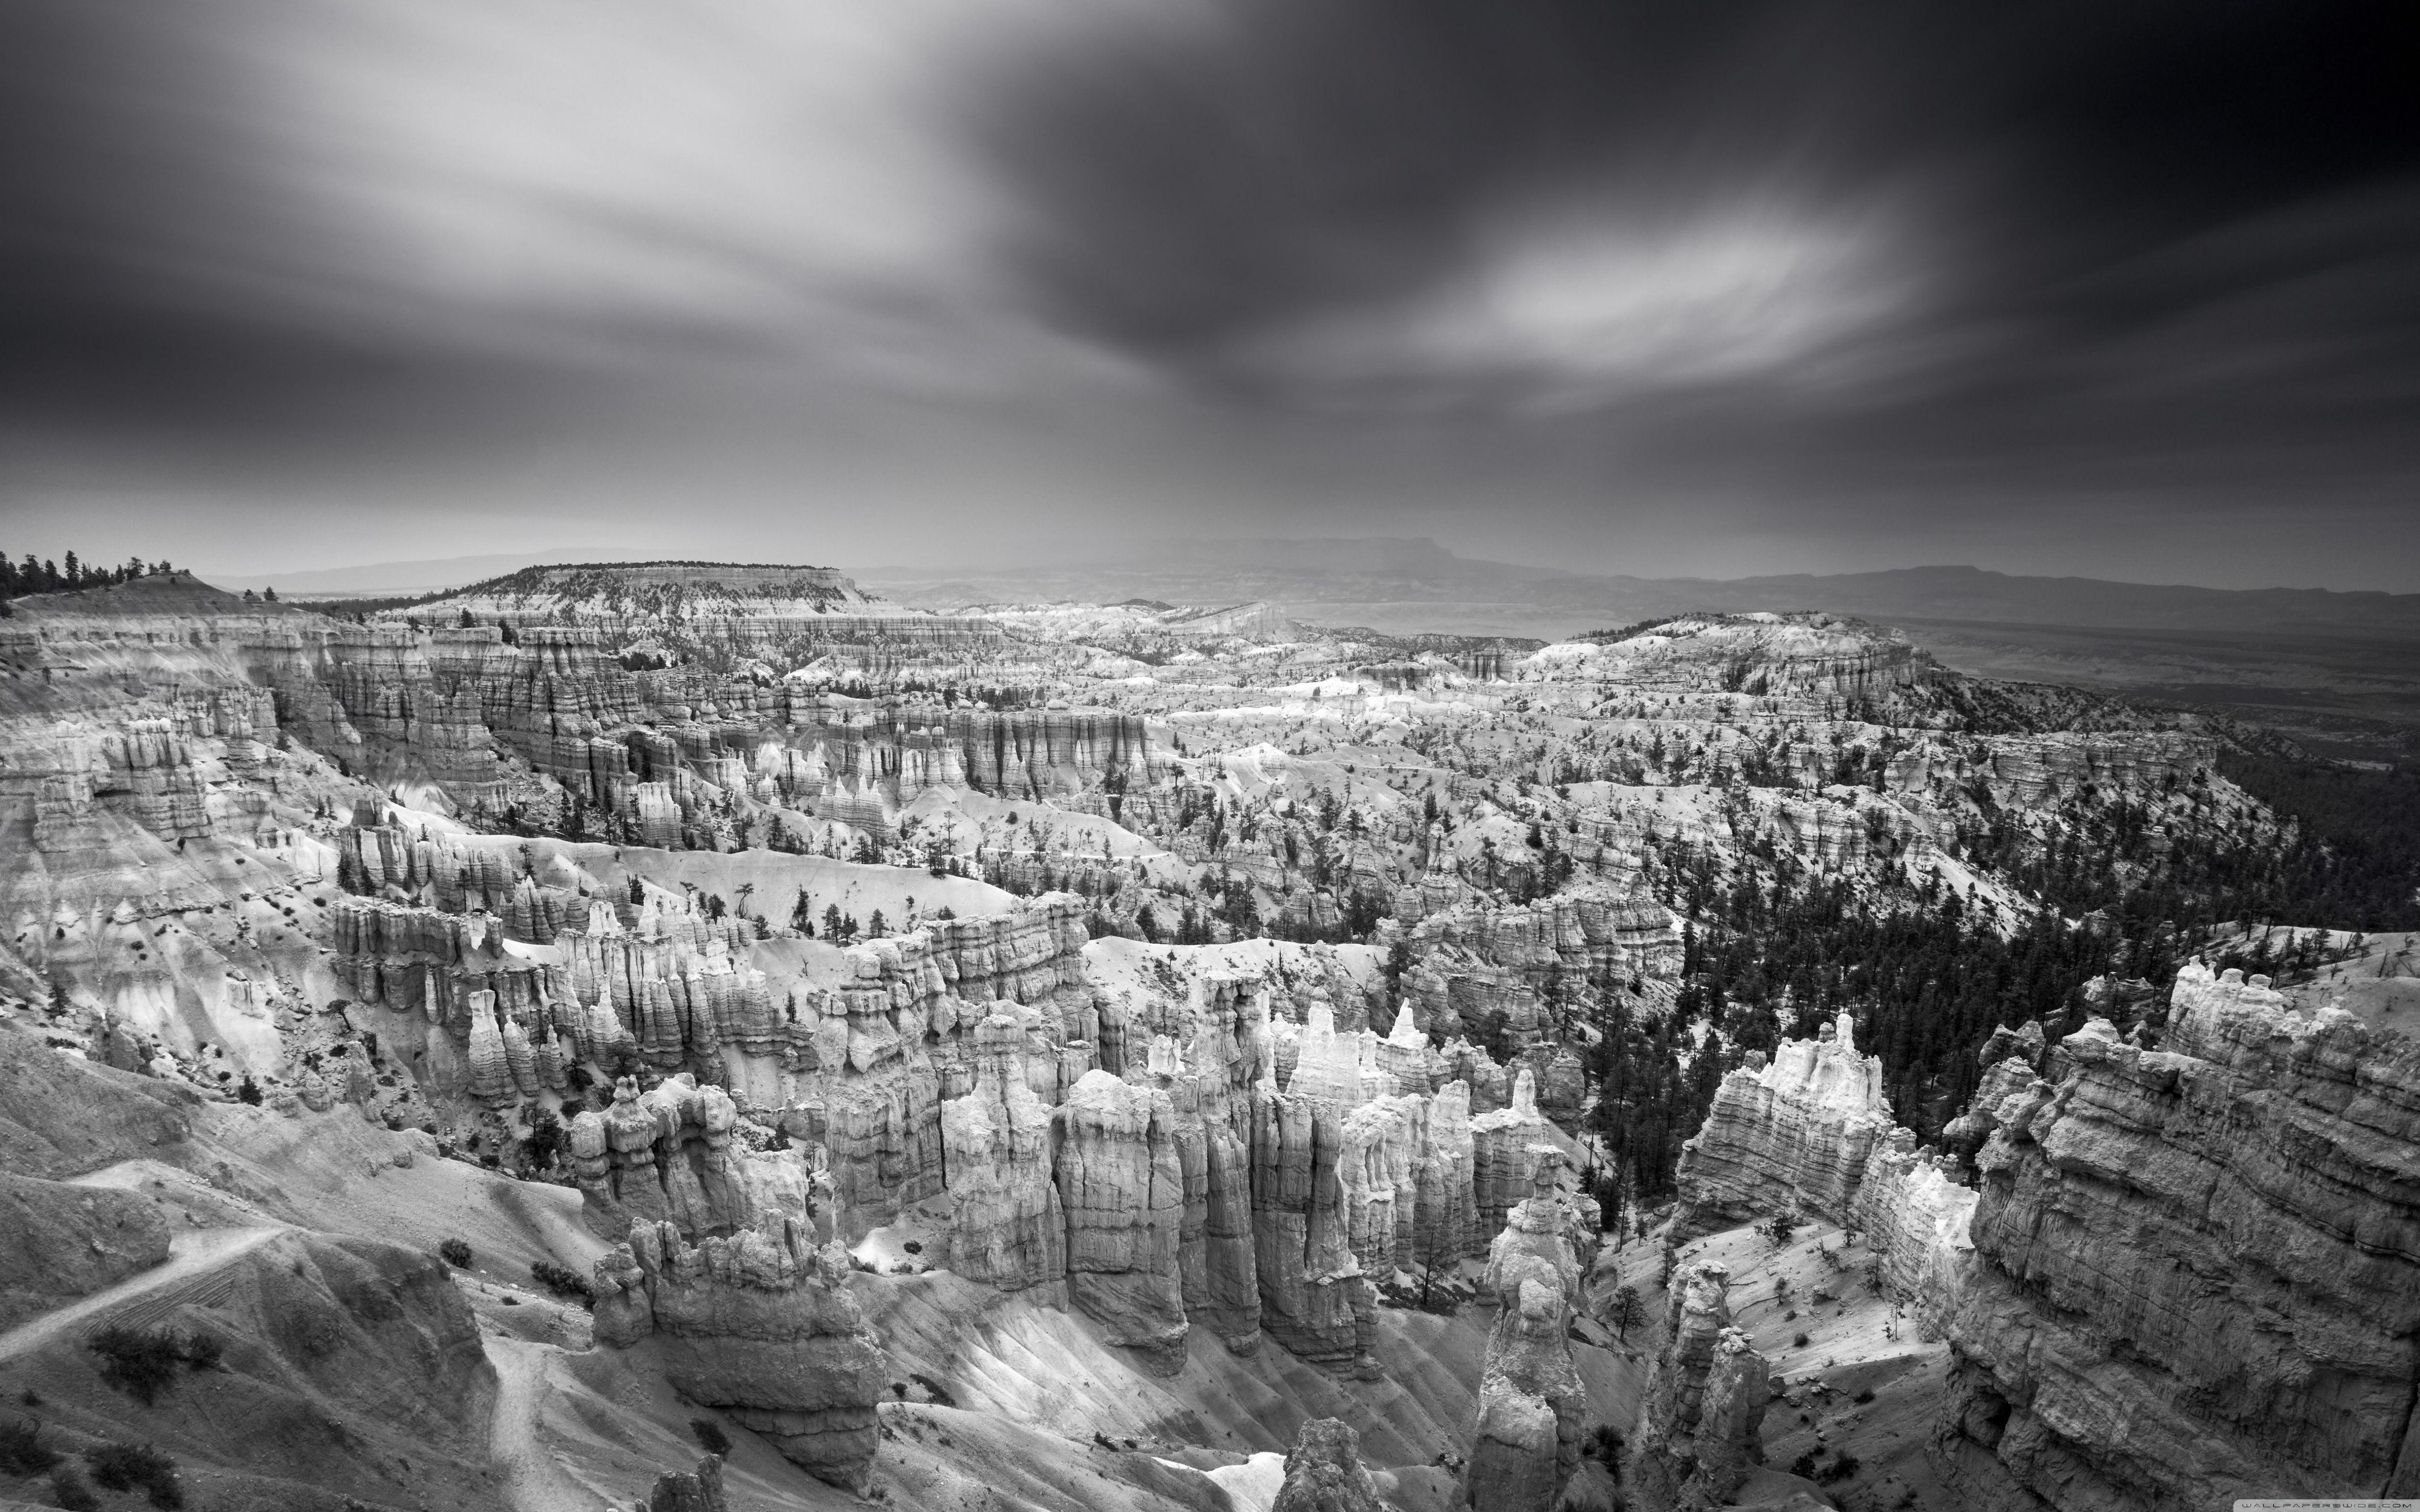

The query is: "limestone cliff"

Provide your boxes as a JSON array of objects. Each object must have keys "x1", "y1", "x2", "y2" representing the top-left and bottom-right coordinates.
[
  {"x1": 940, "y1": 1009, "x2": 1067, "y2": 1292},
  {"x1": 1252, "y1": 1086, "x2": 1377, "y2": 1375},
  {"x1": 1057, "y1": 1068, "x2": 1191, "y2": 1370},
  {"x1": 1670, "y1": 1014, "x2": 1892, "y2": 1242},
  {"x1": 1929, "y1": 963, "x2": 2420, "y2": 1510},
  {"x1": 593, "y1": 1215, "x2": 887, "y2": 1493},
  {"x1": 1668, "y1": 968, "x2": 2420, "y2": 1511}
]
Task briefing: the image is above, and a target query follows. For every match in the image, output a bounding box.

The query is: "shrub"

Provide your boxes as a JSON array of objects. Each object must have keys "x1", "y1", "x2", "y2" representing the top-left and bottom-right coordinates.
[
  {"x1": 49, "y1": 1466, "x2": 100, "y2": 1512},
  {"x1": 0, "y1": 1417, "x2": 59, "y2": 1475},
  {"x1": 1817, "y1": 1453, "x2": 1861, "y2": 1485},
  {"x1": 1792, "y1": 1332, "x2": 1810, "y2": 1349},
  {"x1": 439, "y1": 1238, "x2": 474, "y2": 1269},
  {"x1": 530, "y1": 1260, "x2": 594, "y2": 1307},
  {"x1": 522, "y1": 1110, "x2": 564, "y2": 1172},
  {"x1": 181, "y1": 1332, "x2": 223, "y2": 1371},
  {"x1": 1789, "y1": 1450, "x2": 1818, "y2": 1478},
  {"x1": 85, "y1": 1441, "x2": 182, "y2": 1508},
  {"x1": 690, "y1": 1418, "x2": 731, "y2": 1456},
  {"x1": 89, "y1": 1328, "x2": 187, "y2": 1405},
  {"x1": 1853, "y1": 1388, "x2": 1876, "y2": 1405},
  {"x1": 1581, "y1": 1423, "x2": 1625, "y2": 1466},
  {"x1": 909, "y1": 1372, "x2": 957, "y2": 1409},
  {"x1": 235, "y1": 1075, "x2": 263, "y2": 1106}
]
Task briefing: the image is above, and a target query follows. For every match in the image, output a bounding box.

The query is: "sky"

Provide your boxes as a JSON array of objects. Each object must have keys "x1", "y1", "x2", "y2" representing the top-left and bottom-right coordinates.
[{"x1": 1, "y1": 0, "x2": 2416, "y2": 589}]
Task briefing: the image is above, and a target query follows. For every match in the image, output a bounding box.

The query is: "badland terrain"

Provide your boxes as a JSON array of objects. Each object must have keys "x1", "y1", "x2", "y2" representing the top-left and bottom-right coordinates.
[{"x1": 0, "y1": 554, "x2": 2413, "y2": 1512}]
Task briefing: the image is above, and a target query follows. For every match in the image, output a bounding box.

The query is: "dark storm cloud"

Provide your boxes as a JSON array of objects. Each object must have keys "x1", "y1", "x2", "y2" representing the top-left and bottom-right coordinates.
[
  {"x1": 1, "y1": 0, "x2": 2414, "y2": 585},
  {"x1": 965, "y1": 1, "x2": 2420, "y2": 497}
]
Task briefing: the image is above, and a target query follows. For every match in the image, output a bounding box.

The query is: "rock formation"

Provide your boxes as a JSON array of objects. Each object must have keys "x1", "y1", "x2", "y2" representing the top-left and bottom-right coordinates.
[
  {"x1": 594, "y1": 1214, "x2": 886, "y2": 1493},
  {"x1": 643, "y1": 1455, "x2": 728, "y2": 1512},
  {"x1": 1470, "y1": 1069, "x2": 1567, "y2": 1238},
  {"x1": 1252, "y1": 1087, "x2": 1377, "y2": 1375},
  {"x1": 940, "y1": 1009, "x2": 1067, "y2": 1291},
  {"x1": 1670, "y1": 1013, "x2": 1892, "y2": 1242},
  {"x1": 1056, "y1": 1069, "x2": 1191, "y2": 1370},
  {"x1": 1632, "y1": 1262, "x2": 1771, "y2": 1511},
  {"x1": 1928, "y1": 963, "x2": 2420, "y2": 1510},
  {"x1": 569, "y1": 1074, "x2": 808, "y2": 1241},
  {"x1": 1273, "y1": 1418, "x2": 1386, "y2": 1512},
  {"x1": 1465, "y1": 1152, "x2": 1597, "y2": 1511}
]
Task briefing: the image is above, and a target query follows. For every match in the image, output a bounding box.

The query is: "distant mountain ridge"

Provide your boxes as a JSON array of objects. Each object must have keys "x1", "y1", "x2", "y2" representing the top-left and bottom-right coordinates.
[
  {"x1": 229, "y1": 540, "x2": 2420, "y2": 637},
  {"x1": 864, "y1": 541, "x2": 2420, "y2": 639}
]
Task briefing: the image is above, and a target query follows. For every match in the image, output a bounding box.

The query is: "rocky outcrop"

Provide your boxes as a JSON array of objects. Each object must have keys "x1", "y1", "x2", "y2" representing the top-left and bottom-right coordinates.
[
  {"x1": 1464, "y1": 1154, "x2": 1596, "y2": 1511},
  {"x1": 1848, "y1": 1131, "x2": 1977, "y2": 1305},
  {"x1": 1252, "y1": 1087, "x2": 1377, "y2": 1375},
  {"x1": 1670, "y1": 1014, "x2": 1892, "y2": 1242},
  {"x1": 1273, "y1": 1418, "x2": 1385, "y2": 1512},
  {"x1": 1471, "y1": 1070, "x2": 1564, "y2": 1240},
  {"x1": 940, "y1": 1010, "x2": 1067, "y2": 1292},
  {"x1": 1056, "y1": 1069, "x2": 1189, "y2": 1370},
  {"x1": 1632, "y1": 1262, "x2": 1771, "y2": 1512},
  {"x1": 643, "y1": 1455, "x2": 728, "y2": 1512},
  {"x1": 1383, "y1": 887, "x2": 1679, "y2": 1005},
  {"x1": 1927, "y1": 962, "x2": 2420, "y2": 1511},
  {"x1": 593, "y1": 1215, "x2": 886, "y2": 1493},
  {"x1": 568, "y1": 1074, "x2": 809, "y2": 1241}
]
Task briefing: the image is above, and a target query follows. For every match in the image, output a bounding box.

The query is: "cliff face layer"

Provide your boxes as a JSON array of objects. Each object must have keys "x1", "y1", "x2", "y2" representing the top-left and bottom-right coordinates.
[
  {"x1": 1671, "y1": 1014, "x2": 1893, "y2": 1242},
  {"x1": 1931, "y1": 963, "x2": 2420, "y2": 1511},
  {"x1": 594, "y1": 1215, "x2": 888, "y2": 1493},
  {"x1": 1668, "y1": 969, "x2": 2420, "y2": 1512}
]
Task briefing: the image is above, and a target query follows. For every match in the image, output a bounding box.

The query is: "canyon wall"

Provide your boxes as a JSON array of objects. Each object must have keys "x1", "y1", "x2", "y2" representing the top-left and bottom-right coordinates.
[
  {"x1": 1664, "y1": 967, "x2": 2420, "y2": 1511},
  {"x1": 1670, "y1": 1014, "x2": 1895, "y2": 1242},
  {"x1": 1929, "y1": 964, "x2": 2420, "y2": 1511}
]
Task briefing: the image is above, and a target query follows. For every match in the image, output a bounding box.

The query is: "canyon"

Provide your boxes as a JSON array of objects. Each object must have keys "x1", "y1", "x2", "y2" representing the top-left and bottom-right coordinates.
[{"x1": 0, "y1": 558, "x2": 2398, "y2": 1512}]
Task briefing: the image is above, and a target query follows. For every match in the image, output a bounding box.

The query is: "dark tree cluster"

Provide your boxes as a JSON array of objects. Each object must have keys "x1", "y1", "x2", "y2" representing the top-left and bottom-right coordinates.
[{"x1": 0, "y1": 551, "x2": 176, "y2": 602}]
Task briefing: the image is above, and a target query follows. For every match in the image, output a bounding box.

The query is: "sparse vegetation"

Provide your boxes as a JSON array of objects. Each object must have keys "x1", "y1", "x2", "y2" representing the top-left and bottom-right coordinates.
[
  {"x1": 0, "y1": 1418, "x2": 59, "y2": 1475},
  {"x1": 1581, "y1": 1423, "x2": 1625, "y2": 1467},
  {"x1": 48, "y1": 1466, "x2": 100, "y2": 1512},
  {"x1": 1815, "y1": 1452, "x2": 1862, "y2": 1485},
  {"x1": 530, "y1": 1259, "x2": 594, "y2": 1306},
  {"x1": 1608, "y1": 1283, "x2": 1645, "y2": 1341},
  {"x1": 88, "y1": 1328, "x2": 219, "y2": 1406},
  {"x1": 690, "y1": 1418, "x2": 731, "y2": 1456},
  {"x1": 85, "y1": 1441, "x2": 183, "y2": 1508}
]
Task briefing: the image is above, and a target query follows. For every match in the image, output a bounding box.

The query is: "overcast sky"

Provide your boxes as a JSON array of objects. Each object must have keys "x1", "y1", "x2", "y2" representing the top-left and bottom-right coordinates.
[{"x1": 2, "y1": 0, "x2": 2415, "y2": 588}]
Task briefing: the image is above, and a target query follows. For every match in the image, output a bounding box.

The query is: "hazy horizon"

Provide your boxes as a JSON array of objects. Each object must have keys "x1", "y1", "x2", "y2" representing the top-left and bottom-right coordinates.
[
  {"x1": 5, "y1": 2, "x2": 2417, "y2": 590},
  {"x1": 139, "y1": 539, "x2": 2420, "y2": 601}
]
